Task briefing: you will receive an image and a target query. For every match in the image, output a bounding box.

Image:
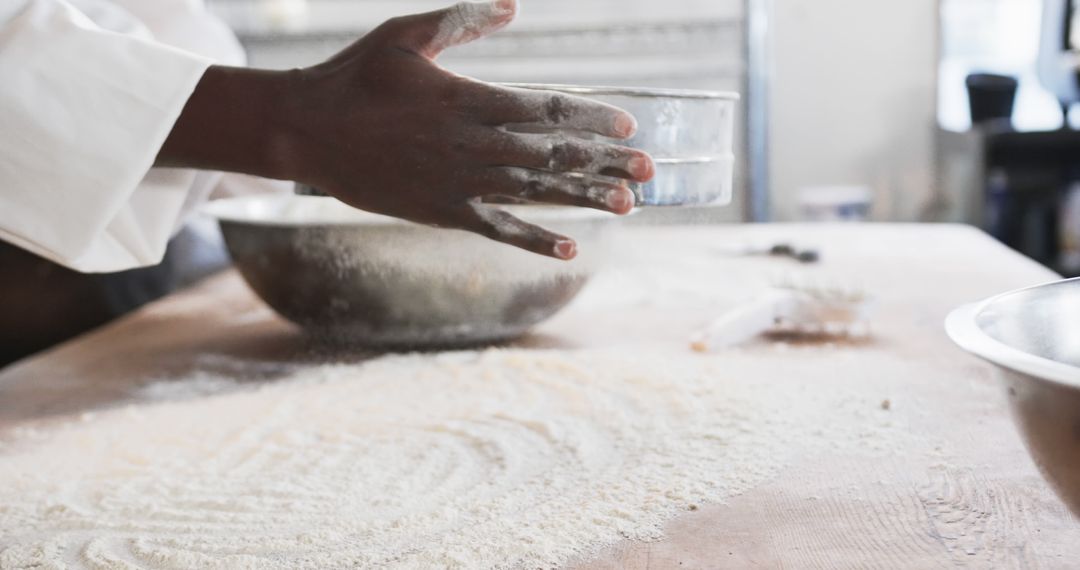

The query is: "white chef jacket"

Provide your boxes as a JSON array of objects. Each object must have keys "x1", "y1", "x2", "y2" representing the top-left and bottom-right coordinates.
[{"x1": 0, "y1": 0, "x2": 247, "y2": 273}]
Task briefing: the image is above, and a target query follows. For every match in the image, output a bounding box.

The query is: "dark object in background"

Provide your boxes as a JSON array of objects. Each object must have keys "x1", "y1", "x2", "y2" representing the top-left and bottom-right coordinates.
[
  {"x1": 982, "y1": 128, "x2": 1080, "y2": 274},
  {"x1": 966, "y1": 73, "x2": 1064, "y2": 272},
  {"x1": 0, "y1": 227, "x2": 229, "y2": 368},
  {"x1": 966, "y1": 73, "x2": 1019, "y2": 125},
  {"x1": 768, "y1": 243, "x2": 820, "y2": 264}
]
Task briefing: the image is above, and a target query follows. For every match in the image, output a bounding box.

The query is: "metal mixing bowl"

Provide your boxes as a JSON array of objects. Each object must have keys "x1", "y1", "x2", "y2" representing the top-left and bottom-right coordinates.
[
  {"x1": 504, "y1": 83, "x2": 739, "y2": 207},
  {"x1": 947, "y1": 277, "x2": 1080, "y2": 516},
  {"x1": 204, "y1": 195, "x2": 619, "y2": 348}
]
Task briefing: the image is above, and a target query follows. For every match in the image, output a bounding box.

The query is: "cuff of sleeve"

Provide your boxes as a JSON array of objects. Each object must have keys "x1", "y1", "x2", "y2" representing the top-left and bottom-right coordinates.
[{"x1": 0, "y1": 0, "x2": 214, "y2": 272}]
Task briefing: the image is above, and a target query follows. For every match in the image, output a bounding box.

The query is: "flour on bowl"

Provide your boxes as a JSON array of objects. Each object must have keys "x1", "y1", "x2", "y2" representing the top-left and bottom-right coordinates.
[{"x1": 0, "y1": 349, "x2": 910, "y2": 569}]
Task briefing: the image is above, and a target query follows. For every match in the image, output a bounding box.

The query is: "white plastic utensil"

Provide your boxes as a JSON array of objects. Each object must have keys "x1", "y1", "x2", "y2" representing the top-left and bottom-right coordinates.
[{"x1": 691, "y1": 280, "x2": 871, "y2": 352}]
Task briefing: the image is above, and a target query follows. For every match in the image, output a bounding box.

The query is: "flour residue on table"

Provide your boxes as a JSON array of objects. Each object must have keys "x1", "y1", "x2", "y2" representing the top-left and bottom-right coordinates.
[{"x1": 0, "y1": 349, "x2": 909, "y2": 569}]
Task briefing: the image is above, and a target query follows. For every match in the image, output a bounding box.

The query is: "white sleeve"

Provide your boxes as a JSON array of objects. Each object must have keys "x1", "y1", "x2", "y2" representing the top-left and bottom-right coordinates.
[{"x1": 0, "y1": 0, "x2": 213, "y2": 272}]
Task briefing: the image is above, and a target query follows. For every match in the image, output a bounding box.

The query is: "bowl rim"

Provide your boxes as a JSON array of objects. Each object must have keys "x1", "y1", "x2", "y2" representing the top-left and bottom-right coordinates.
[
  {"x1": 946, "y1": 277, "x2": 1080, "y2": 387},
  {"x1": 202, "y1": 194, "x2": 620, "y2": 227},
  {"x1": 501, "y1": 82, "x2": 741, "y2": 101}
]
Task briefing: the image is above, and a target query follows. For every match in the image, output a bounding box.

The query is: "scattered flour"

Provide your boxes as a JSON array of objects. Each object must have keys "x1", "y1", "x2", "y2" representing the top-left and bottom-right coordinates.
[
  {"x1": 0, "y1": 349, "x2": 910, "y2": 569},
  {"x1": 133, "y1": 375, "x2": 241, "y2": 403}
]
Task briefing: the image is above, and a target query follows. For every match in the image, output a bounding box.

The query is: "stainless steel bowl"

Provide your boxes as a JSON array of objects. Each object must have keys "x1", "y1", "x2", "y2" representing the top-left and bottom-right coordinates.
[
  {"x1": 204, "y1": 195, "x2": 618, "y2": 347},
  {"x1": 947, "y1": 278, "x2": 1080, "y2": 515},
  {"x1": 504, "y1": 83, "x2": 739, "y2": 207}
]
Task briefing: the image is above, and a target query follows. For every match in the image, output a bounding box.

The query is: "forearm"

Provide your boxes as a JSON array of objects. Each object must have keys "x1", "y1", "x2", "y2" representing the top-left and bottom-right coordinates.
[{"x1": 156, "y1": 65, "x2": 299, "y2": 181}]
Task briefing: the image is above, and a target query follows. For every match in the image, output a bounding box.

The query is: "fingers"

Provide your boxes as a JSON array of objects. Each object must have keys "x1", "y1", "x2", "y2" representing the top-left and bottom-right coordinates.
[
  {"x1": 488, "y1": 132, "x2": 654, "y2": 182},
  {"x1": 456, "y1": 202, "x2": 578, "y2": 260},
  {"x1": 479, "y1": 86, "x2": 638, "y2": 139},
  {"x1": 483, "y1": 168, "x2": 637, "y2": 214},
  {"x1": 386, "y1": 0, "x2": 517, "y2": 59}
]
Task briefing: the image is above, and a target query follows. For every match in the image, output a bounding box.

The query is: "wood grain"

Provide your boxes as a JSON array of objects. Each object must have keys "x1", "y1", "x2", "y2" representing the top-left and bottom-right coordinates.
[{"x1": 1, "y1": 224, "x2": 1077, "y2": 569}]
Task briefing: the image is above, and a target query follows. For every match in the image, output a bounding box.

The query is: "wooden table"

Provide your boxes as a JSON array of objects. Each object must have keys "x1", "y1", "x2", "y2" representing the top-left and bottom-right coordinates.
[{"x1": 2, "y1": 224, "x2": 1078, "y2": 568}]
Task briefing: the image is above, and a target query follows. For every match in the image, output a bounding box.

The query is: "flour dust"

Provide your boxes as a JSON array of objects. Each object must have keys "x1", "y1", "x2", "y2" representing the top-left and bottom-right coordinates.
[{"x1": 0, "y1": 349, "x2": 911, "y2": 569}]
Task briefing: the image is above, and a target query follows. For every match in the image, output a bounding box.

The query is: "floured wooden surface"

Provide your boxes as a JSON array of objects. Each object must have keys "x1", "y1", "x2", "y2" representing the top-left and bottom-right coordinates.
[{"x1": 0, "y1": 224, "x2": 1077, "y2": 568}]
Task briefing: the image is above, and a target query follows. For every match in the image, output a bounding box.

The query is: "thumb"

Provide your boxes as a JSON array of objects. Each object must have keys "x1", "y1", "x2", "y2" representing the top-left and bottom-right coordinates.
[{"x1": 391, "y1": 0, "x2": 517, "y2": 59}]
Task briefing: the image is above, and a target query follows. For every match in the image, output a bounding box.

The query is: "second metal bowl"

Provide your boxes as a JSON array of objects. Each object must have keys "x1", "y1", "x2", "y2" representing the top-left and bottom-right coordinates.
[{"x1": 947, "y1": 278, "x2": 1080, "y2": 516}]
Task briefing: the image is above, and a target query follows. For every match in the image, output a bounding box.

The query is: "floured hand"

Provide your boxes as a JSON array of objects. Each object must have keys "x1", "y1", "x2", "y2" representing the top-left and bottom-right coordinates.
[{"x1": 160, "y1": 0, "x2": 654, "y2": 260}]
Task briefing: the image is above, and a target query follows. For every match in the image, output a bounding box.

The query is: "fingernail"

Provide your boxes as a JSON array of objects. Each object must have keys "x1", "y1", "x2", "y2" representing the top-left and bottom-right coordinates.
[
  {"x1": 494, "y1": 0, "x2": 516, "y2": 15},
  {"x1": 628, "y1": 156, "x2": 652, "y2": 180},
  {"x1": 606, "y1": 188, "x2": 634, "y2": 213},
  {"x1": 554, "y1": 239, "x2": 577, "y2": 260},
  {"x1": 615, "y1": 113, "x2": 637, "y2": 138}
]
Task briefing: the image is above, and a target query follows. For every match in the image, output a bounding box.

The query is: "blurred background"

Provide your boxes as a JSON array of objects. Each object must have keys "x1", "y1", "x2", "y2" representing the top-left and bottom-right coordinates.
[
  {"x1": 12, "y1": 0, "x2": 1080, "y2": 365},
  {"x1": 207, "y1": 0, "x2": 1080, "y2": 276}
]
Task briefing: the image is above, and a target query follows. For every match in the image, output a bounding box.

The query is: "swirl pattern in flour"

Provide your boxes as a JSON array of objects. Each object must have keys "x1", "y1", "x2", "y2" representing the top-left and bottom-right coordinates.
[{"x1": 0, "y1": 349, "x2": 907, "y2": 569}]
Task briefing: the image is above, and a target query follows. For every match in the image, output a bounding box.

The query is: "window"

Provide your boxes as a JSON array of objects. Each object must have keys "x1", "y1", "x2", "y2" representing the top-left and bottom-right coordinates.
[{"x1": 939, "y1": 0, "x2": 1063, "y2": 131}]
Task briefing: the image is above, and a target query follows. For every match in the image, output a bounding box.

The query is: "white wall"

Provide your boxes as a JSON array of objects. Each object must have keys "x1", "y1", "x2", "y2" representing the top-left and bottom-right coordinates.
[{"x1": 769, "y1": 0, "x2": 939, "y2": 221}]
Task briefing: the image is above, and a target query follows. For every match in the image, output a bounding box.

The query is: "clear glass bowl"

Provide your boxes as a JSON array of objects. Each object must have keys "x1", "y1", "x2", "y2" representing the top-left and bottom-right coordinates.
[{"x1": 505, "y1": 83, "x2": 739, "y2": 206}]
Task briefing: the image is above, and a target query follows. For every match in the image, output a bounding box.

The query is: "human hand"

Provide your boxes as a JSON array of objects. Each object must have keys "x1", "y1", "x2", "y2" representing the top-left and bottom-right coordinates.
[
  {"x1": 161, "y1": 0, "x2": 653, "y2": 260},
  {"x1": 278, "y1": 0, "x2": 654, "y2": 259}
]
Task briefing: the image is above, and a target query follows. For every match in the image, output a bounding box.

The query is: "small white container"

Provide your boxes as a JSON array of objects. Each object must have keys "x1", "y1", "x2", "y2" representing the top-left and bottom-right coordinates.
[{"x1": 798, "y1": 185, "x2": 873, "y2": 222}]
